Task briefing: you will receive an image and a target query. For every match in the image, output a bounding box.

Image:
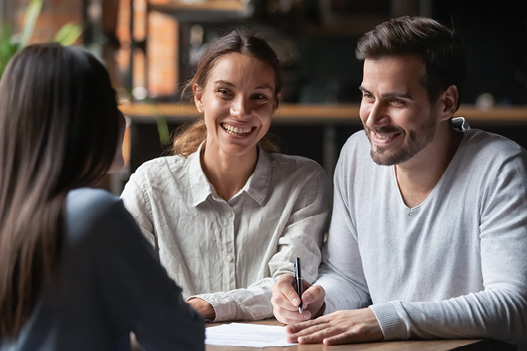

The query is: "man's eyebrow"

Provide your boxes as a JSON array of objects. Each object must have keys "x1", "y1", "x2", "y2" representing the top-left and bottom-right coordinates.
[
  {"x1": 382, "y1": 92, "x2": 413, "y2": 100},
  {"x1": 359, "y1": 86, "x2": 413, "y2": 100},
  {"x1": 359, "y1": 86, "x2": 369, "y2": 93}
]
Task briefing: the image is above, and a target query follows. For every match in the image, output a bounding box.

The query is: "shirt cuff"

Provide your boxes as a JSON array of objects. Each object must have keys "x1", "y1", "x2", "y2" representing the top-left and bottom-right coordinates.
[
  {"x1": 369, "y1": 302, "x2": 409, "y2": 340},
  {"x1": 187, "y1": 293, "x2": 236, "y2": 322}
]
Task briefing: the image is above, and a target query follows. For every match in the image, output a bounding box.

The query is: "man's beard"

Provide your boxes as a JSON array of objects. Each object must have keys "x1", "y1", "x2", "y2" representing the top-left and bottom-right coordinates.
[{"x1": 366, "y1": 118, "x2": 437, "y2": 166}]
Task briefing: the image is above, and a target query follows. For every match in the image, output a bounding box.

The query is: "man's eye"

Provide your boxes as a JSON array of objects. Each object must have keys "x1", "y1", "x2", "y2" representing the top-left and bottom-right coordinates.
[{"x1": 390, "y1": 98, "x2": 405, "y2": 105}]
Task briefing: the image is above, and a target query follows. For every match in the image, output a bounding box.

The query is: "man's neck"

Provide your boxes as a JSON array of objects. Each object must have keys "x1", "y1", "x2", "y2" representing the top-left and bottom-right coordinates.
[{"x1": 395, "y1": 126, "x2": 463, "y2": 208}]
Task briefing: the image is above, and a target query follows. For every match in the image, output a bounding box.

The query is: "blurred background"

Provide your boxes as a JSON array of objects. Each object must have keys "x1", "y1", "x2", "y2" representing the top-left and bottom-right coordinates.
[
  {"x1": 1, "y1": 0, "x2": 526, "y2": 191},
  {"x1": 3, "y1": 0, "x2": 525, "y2": 104}
]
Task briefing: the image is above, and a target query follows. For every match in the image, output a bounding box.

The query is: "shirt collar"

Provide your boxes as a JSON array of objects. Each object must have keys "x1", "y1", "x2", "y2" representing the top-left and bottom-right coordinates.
[
  {"x1": 242, "y1": 145, "x2": 271, "y2": 206},
  {"x1": 189, "y1": 143, "x2": 214, "y2": 207},
  {"x1": 188, "y1": 143, "x2": 271, "y2": 207}
]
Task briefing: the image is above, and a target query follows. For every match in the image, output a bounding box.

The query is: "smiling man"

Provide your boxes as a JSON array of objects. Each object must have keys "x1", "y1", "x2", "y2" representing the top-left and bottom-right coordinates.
[{"x1": 271, "y1": 16, "x2": 527, "y2": 347}]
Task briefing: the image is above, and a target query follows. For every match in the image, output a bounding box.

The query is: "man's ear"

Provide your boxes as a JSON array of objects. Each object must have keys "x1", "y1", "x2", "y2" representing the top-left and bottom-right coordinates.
[
  {"x1": 439, "y1": 85, "x2": 459, "y2": 121},
  {"x1": 193, "y1": 84, "x2": 203, "y2": 113},
  {"x1": 273, "y1": 92, "x2": 282, "y2": 112}
]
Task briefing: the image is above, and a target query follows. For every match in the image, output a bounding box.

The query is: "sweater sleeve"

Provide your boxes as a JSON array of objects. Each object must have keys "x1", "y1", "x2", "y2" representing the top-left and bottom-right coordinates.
[
  {"x1": 315, "y1": 140, "x2": 372, "y2": 314},
  {"x1": 371, "y1": 150, "x2": 527, "y2": 345}
]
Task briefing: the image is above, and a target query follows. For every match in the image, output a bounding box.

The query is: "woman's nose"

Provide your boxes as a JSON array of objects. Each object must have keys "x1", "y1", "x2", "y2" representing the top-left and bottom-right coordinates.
[{"x1": 230, "y1": 96, "x2": 251, "y2": 119}]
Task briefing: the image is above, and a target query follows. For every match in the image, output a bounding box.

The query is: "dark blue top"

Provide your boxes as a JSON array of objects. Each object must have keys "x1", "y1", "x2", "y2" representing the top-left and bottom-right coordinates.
[{"x1": 1, "y1": 188, "x2": 204, "y2": 351}]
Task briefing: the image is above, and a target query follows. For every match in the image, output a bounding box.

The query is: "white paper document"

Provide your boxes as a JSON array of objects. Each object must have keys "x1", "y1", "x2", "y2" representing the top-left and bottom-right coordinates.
[{"x1": 205, "y1": 322, "x2": 298, "y2": 347}]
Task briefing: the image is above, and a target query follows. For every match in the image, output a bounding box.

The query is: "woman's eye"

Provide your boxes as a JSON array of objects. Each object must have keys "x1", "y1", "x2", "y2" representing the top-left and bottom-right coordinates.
[{"x1": 216, "y1": 89, "x2": 233, "y2": 98}]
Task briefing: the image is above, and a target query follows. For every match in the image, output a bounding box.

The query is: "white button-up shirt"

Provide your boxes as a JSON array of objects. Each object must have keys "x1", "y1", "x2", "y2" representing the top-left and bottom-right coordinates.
[{"x1": 121, "y1": 145, "x2": 330, "y2": 321}]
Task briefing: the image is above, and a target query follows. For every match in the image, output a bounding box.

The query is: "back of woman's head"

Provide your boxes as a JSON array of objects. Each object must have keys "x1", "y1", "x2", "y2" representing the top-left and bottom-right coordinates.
[
  {"x1": 174, "y1": 29, "x2": 282, "y2": 156},
  {"x1": 0, "y1": 43, "x2": 119, "y2": 193},
  {"x1": 0, "y1": 43, "x2": 119, "y2": 338}
]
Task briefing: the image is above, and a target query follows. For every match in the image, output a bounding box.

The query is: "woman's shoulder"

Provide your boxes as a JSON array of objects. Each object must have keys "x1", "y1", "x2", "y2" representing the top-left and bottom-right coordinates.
[
  {"x1": 67, "y1": 188, "x2": 121, "y2": 217},
  {"x1": 137, "y1": 154, "x2": 187, "y2": 170},
  {"x1": 65, "y1": 188, "x2": 136, "y2": 243},
  {"x1": 131, "y1": 154, "x2": 190, "y2": 182},
  {"x1": 267, "y1": 152, "x2": 325, "y2": 173},
  {"x1": 264, "y1": 152, "x2": 328, "y2": 189}
]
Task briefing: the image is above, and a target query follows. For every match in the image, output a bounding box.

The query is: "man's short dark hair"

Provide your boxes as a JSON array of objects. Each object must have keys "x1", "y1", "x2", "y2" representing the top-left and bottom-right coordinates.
[{"x1": 356, "y1": 16, "x2": 468, "y2": 109}]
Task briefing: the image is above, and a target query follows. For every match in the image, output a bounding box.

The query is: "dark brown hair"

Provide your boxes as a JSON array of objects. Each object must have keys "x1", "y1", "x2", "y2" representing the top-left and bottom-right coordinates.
[
  {"x1": 0, "y1": 43, "x2": 119, "y2": 337},
  {"x1": 173, "y1": 29, "x2": 282, "y2": 156},
  {"x1": 356, "y1": 16, "x2": 467, "y2": 109}
]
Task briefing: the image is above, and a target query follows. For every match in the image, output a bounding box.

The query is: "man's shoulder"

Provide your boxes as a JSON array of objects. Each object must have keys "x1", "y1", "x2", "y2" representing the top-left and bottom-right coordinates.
[
  {"x1": 337, "y1": 130, "x2": 372, "y2": 165},
  {"x1": 463, "y1": 129, "x2": 525, "y2": 158},
  {"x1": 341, "y1": 130, "x2": 370, "y2": 153}
]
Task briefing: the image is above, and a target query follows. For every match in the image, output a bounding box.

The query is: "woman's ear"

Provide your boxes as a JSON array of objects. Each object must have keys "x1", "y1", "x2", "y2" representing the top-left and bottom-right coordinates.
[
  {"x1": 439, "y1": 85, "x2": 459, "y2": 121},
  {"x1": 193, "y1": 84, "x2": 203, "y2": 113}
]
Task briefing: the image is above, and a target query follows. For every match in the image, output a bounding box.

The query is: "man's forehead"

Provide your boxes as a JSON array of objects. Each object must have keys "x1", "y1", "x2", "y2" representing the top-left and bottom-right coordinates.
[{"x1": 361, "y1": 56, "x2": 426, "y2": 93}]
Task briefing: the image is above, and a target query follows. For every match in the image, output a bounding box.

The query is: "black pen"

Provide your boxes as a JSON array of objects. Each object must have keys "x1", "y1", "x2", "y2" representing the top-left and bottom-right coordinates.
[{"x1": 294, "y1": 257, "x2": 303, "y2": 313}]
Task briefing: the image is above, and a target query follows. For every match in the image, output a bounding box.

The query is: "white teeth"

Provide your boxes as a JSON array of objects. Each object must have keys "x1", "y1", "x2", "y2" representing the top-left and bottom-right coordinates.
[
  {"x1": 374, "y1": 132, "x2": 396, "y2": 140},
  {"x1": 223, "y1": 123, "x2": 251, "y2": 135}
]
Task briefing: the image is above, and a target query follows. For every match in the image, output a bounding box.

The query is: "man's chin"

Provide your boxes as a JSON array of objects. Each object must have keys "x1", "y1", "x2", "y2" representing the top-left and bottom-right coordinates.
[{"x1": 370, "y1": 148, "x2": 407, "y2": 166}]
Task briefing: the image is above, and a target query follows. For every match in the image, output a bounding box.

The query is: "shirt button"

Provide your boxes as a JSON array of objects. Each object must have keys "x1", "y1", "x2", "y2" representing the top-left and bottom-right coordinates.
[
  {"x1": 227, "y1": 212, "x2": 234, "y2": 218},
  {"x1": 227, "y1": 254, "x2": 234, "y2": 262}
]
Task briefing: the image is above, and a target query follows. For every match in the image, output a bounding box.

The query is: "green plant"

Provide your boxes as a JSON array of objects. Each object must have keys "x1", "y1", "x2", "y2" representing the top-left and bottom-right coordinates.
[{"x1": 0, "y1": 0, "x2": 82, "y2": 77}]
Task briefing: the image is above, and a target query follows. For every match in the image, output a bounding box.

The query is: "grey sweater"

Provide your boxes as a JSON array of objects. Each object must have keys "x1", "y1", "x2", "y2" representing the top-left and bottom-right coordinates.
[{"x1": 317, "y1": 129, "x2": 527, "y2": 344}]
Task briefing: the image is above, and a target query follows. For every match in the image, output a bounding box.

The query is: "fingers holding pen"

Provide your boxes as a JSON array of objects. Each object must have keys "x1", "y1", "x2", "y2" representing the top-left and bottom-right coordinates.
[
  {"x1": 271, "y1": 274, "x2": 325, "y2": 324},
  {"x1": 300, "y1": 284, "x2": 326, "y2": 318},
  {"x1": 271, "y1": 274, "x2": 309, "y2": 324}
]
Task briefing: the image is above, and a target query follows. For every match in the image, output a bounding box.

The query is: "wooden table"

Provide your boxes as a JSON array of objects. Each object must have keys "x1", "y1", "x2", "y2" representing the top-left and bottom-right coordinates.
[{"x1": 205, "y1": 319, "x2": 515, "y2": 351}]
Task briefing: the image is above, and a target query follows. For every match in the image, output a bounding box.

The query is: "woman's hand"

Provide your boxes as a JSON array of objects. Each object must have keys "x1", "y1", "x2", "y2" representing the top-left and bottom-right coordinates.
[
  {"x1": 187, "y1": 298, "x2": 216, "y2": 321},
  {"x1": 271, "y1": 274, "x2": 326, "y2": 324}
]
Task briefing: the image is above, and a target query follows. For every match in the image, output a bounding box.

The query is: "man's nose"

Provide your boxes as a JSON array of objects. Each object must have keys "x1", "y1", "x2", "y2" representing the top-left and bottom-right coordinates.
[{"x1": 363, "y1": 102, "x2": 389, "y2": 128}]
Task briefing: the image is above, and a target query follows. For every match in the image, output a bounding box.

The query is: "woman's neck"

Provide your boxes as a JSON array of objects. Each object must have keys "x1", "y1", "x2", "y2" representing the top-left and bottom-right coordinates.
[{"x1": 200, "y1": 145, "x2": 258, "y2": 201}]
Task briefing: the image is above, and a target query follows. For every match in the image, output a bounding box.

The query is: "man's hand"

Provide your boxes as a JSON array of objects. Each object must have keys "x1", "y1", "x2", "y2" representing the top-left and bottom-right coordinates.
[
  {"x1": 285, "y1": 308, "x2": 384, "y2": 345},
  {"x1": 271, "y1": 274, "x2": 326, "y2": 324},
  {"x1": 187, "y1": 298, "x2": 215, "y2": 320}
]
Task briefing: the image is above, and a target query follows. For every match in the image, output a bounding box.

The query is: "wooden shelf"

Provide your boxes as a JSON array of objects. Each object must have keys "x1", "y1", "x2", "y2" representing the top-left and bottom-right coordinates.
[
  {"x1": 148, "y1": 0, "x2": 251, "y2": 21},
  {"x1": 120, "y1": 103, "x2": 527, "y2": 125},
  {"x1": 149, "y1": 0, "x2": 249, "y2": 11},
  {"x1": 121, "y1": 102, "x2": 527, "y2": 175}
]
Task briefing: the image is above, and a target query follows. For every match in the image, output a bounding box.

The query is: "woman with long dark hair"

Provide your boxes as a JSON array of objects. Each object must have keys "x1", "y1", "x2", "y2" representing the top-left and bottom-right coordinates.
[{"x1": 0, "y1": 43, "x2": 204, "y2": 350}]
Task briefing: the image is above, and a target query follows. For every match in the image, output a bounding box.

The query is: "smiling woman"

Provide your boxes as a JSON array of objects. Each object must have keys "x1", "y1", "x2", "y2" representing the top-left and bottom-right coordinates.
[
  {"x1": 174, "y1": 29, "x2": 283, "y2": 158},
  {"x1": 120, "y1": 29, "x2": 331, "y2": 323}
]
